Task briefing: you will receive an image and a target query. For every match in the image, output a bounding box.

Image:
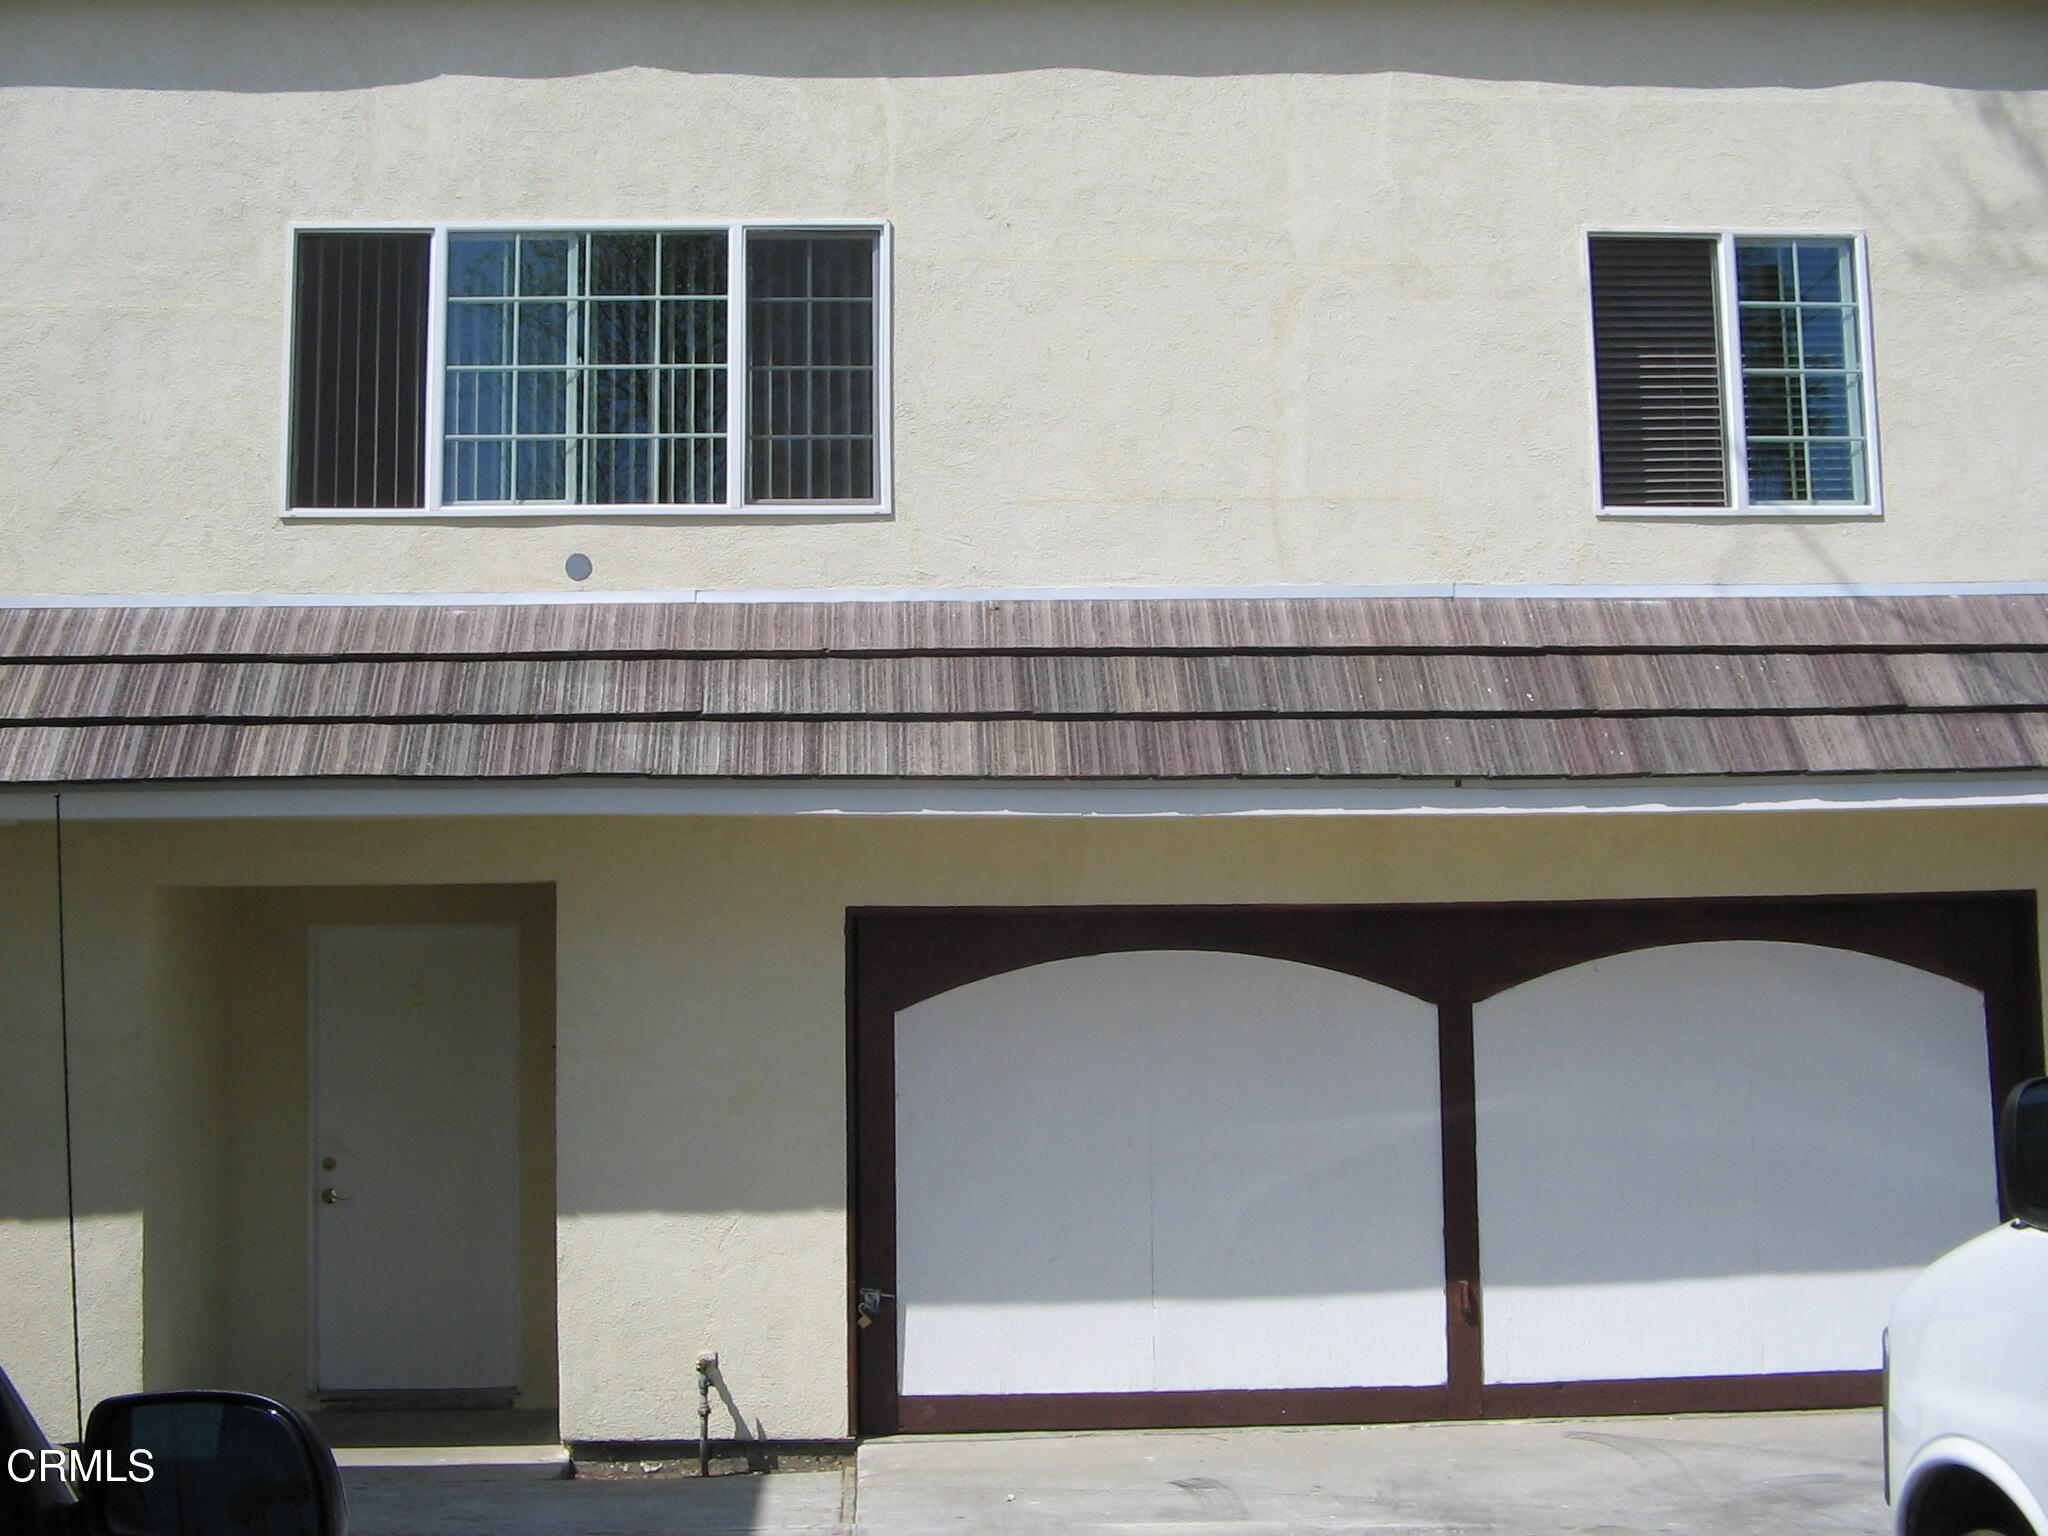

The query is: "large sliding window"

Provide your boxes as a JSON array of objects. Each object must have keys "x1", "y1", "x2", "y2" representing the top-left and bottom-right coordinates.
[
  {"x1": 1587, "y1": 231, "x2": 1878, "y2": 514},
  {"x1": 288, "y1": 223, "x2": 887, "y2": 515}
]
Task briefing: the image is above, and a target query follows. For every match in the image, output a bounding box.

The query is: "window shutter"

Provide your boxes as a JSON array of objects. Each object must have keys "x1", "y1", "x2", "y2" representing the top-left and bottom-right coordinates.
[
  {"x1": 1588, "y1": 236, "x2": 1728, "y2": 508},
  {"x1": 289, "y1": 232, "x2": 431, "y2": 509}
]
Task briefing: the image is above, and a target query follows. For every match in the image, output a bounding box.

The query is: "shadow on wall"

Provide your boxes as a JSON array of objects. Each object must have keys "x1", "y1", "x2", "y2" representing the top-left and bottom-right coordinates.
[
  {"x1": 3, "y1": 0, "x2": 2046, "y2": 93},
  {"x1": 707, "y1": 1359, "x2": 769, "y2": 1464},
  {"x1": 892, "y1": 944, "x2": 2002, "y2": 1307},
  {"x1": 0, "y1": 816, "x2": 63, "y2": 1224},
  {"x1": 1849, "y1": 89, "x2": 2048, "y2": 288},
  {"x1": 0, "y1": 846, "x2": 844, "y2": 1222}
]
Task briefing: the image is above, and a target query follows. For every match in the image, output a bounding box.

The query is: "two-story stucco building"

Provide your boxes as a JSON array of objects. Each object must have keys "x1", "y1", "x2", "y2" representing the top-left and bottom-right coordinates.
[{"x1": 3, "y1": 0, "x2": 2048, "y2": 1457}]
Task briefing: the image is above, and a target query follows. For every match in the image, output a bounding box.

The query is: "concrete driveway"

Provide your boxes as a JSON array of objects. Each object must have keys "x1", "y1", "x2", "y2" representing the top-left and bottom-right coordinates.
[
  {"x1": 854, "y1": 1411, "x2": 1888, "y2": 1535},
  {"x1": 344, "y1": 1409, "x2": 1887, "y2": 1535}
]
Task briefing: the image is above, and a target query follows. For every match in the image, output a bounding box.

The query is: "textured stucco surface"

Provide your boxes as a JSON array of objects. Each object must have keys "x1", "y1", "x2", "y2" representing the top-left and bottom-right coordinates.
[
  {"x1": 0, "y1": 803, "x2": 2045, "y2": 1441},
  {"x1": 0, "y1": 817, "x2": 77, "y2": 1440},
  {"x1": 1, "y1": 1, "x2": 2046, "y2": 596},
  {"x1": 143, "y1": 890, "x2": 231, "y2": 1396}
]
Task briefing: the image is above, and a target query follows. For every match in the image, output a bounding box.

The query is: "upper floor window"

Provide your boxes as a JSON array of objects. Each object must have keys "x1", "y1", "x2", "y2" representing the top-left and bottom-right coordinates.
[
  {"x1": 288, "y1": 224, "x2": 888, "y2": 516},
  {"x1": 1587, "y1": 232, "x2": 1878, "y2": 514}
]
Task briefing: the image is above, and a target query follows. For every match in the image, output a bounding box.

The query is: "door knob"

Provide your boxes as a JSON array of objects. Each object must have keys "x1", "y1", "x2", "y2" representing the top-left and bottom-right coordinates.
[{"x1": 320, "y1": 1187, "x2": 348, "y2": 1205}]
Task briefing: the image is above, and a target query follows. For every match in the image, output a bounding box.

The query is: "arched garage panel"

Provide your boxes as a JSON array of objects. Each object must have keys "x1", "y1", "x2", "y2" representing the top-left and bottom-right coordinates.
[
  {"x1": 1473, "y1": 940, "x2": 1997, "y2": 1386},
  {"x1": 895, "y1": 950, "x2": 1444, "y2": 1396}
]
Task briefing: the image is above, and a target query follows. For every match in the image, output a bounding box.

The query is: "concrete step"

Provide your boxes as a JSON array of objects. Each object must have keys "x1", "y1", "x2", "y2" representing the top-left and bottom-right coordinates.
[{"x1": 333, "y1": 1443, "x2": 572, "y2": 1481}]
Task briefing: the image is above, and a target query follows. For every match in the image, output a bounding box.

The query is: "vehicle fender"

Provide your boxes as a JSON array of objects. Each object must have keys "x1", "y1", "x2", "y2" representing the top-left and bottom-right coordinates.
[{"x1": 1898, "y1": 1436, "x2": 2048, "y2": 1536}]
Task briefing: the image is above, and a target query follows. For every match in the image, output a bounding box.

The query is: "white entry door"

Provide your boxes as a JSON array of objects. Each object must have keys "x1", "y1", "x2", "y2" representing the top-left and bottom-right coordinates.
[{"x1": 311, "y1": 925, "x2": 522, "y2": 1393}]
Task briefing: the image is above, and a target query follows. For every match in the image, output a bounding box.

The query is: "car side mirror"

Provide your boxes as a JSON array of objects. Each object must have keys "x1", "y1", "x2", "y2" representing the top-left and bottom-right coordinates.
[
  {"x1": 2001, "y1": 1076, "x2": 2048, "y2": 1229},
  {"x1": 75, "y1": 1391, "x2": 345, "y2": 1536}
]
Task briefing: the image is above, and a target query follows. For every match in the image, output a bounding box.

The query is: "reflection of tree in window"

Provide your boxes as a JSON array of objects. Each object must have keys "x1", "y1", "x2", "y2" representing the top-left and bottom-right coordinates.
[
  {"x1": 444, "y1": 230, "x2": 729, "y2": 506},
  {"x1": 1735, "y1": 239, "x2": 1866, "y2": 506}
]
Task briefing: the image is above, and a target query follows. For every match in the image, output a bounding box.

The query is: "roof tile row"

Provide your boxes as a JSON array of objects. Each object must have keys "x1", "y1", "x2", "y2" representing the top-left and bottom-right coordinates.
[
  {"x1": 4, "y1": 592, "x2": 2048, "y2": 660},
  {"x1": 0, "y1": 595, "x2": 2042, "y2": 784},
  {"x1": 3, "y1": 711, "x2": 2044, "y2": 784}
]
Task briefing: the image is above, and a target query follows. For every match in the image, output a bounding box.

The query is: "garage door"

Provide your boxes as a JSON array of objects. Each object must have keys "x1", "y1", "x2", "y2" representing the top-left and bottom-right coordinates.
[
  {"x1": 852, "y1": 899, "x2": 2033, "y2": 1434},
  {"x1": 895, "y1": 952, "x2": 1446, "y2": 1406},
  {"x1": 1473, "y1": 941, "x2": 1996, "y2": 1401}
]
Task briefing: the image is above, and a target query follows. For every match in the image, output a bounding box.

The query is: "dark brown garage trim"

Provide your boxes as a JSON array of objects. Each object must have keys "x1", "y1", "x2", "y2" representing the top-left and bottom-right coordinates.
[
  {"x1": 848, "y1": 892, "x2": 2040, "y2": 1437},
  {"x1": 1483, "y1": 1370, "x2": 1881, "y2": 1419},
  {"x1": 899, "y1": 1386, "x2": 1456, "y2": 1435}
]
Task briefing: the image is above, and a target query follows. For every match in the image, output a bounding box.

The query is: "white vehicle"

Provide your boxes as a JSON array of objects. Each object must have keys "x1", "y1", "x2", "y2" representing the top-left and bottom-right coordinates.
[{"x1": 1887, "y1": 1077, "x2": 2048, "y2": 1536}]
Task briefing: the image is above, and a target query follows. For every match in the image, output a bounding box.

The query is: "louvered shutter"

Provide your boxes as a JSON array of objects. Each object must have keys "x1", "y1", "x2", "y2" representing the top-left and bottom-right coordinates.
[
  {"x1": 289, "y1": 232, "x2": 431, "y2": 509},
  {"x1": 1588, "y1": 236, "x2": 1729, "y2": 508}
]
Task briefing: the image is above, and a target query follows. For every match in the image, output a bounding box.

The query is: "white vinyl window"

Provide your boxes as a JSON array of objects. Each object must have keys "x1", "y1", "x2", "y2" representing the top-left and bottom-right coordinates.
[
  {"x1": 440, "y1": 225, "x2": 885, "y2": 512},
  {"x1": 1730, "y1": 238, "x2": 1872, "y2": 505},
  {"x1": 284, "y1": 222, "x2": 889, "y2": 517},
  {"x1": 1587, "y1": 231, "x2": 1879, "y2": 515}
]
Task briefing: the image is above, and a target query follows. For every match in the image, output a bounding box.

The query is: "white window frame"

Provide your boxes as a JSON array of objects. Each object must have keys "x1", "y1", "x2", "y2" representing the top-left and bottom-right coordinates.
[
  {"x1": 1585, "y1": 228, "x2": 1883, "y2": 520},
  {"x1": 281, "y1": 219, "x2": 893, "y2": 521}
]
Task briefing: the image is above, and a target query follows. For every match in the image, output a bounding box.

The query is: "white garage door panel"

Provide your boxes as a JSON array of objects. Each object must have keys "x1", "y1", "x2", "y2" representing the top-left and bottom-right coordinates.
[
  {"x1": 896, "y1": 950, "x2": 1445, "y2": 1397},
  {"x1": 1475, "y1": 941, "x2": 1997, "y2": 1385}
]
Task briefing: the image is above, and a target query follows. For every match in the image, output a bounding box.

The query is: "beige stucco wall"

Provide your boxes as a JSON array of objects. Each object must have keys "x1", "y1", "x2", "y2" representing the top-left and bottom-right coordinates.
[
  {"x1": 1, "y1": 1, "x2": 2045, "y2": 597},
  {"x1": 143, "y1": 890, "x2": 232, "y2": 1394},
  {"x1": 3, "y1": 804, "x2": 2044, "y2": 1443},
  {"x1": 0, "y1": 813, "x2": 77, "y2": 1440}
]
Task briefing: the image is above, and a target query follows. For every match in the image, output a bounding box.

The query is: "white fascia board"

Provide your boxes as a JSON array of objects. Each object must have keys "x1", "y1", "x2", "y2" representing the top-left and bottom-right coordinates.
[
  {"x1": 9, "y1": 774, "x2": 2048, "y2": 823},
  {"x1": 6, "y1": 579, "x2": 2048, "y2": 609}
]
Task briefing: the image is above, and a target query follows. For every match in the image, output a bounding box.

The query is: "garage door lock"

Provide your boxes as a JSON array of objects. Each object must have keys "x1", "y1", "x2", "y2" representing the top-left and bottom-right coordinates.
[{"x1": 1454, "y1": 1279, "x2": 1480, "y2": 1327}]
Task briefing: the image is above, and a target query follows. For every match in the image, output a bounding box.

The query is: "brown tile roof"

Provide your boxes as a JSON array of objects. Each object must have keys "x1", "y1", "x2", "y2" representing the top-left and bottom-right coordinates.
[
  {"x1": 1, "y1": 594, "x2": 2045, "y2": 783},
  {"x1": 4, "y1": 592, "x2": 2048, "y2": 659}
]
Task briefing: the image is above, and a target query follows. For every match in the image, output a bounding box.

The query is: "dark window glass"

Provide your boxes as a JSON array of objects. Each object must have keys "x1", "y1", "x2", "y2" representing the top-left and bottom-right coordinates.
[
  {"x1": 289, "y1": 232, "x2": 431, "y2": 509},
  {"x1": 745, "y1": 231, "x2": 880, "y2": 503}
]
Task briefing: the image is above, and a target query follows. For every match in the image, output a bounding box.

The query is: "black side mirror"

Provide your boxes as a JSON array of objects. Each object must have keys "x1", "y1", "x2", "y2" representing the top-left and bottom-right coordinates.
[
  {"x1": 75, "y1": 1391, "x2": 345, "y2": 1536},
  {"x1": 2001, "y1": 1076, "x2": 2048, "y2": 1229}
]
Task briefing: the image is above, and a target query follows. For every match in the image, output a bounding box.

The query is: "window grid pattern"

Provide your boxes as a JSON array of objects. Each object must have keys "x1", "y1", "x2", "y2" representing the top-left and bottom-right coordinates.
[
  {"x1": 444, "y1": 231, "x2": 728, "y2": 506},
  {"x1": 1734, "y1": 239, "x2": 1868, "y2": 506},
  {"x1": 747, "y1": 233, "x2": 880, "y2": 503}
]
